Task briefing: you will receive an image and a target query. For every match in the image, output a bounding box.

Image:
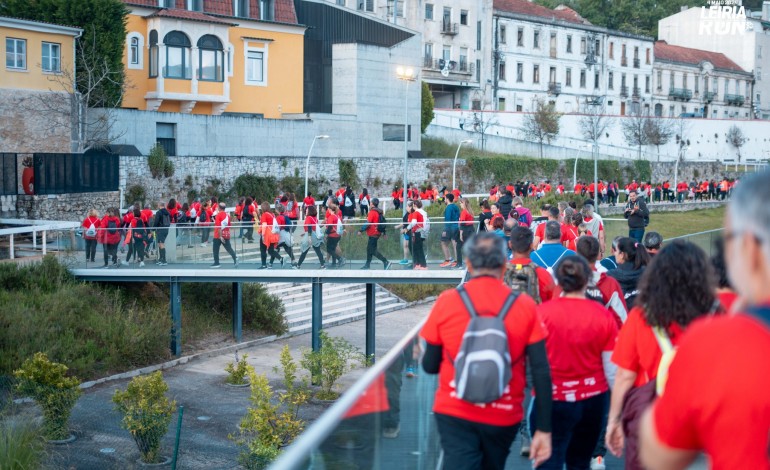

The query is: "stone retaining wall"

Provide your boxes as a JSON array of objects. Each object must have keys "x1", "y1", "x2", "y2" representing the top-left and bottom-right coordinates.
[
  {"x1": 15, "y1": 191, "x2": 121, "y2": 222},
  {"x1": 599, "y1": 200, "x2": 727, "y2": 217}
]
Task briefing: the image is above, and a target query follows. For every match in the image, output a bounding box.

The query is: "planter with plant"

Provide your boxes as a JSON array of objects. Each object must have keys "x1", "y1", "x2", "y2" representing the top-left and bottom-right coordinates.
[
  {"x1": 301, "y1": 331, "x2": 363, "y2": 401},
  {"x1": 232, "y1": 346, "x2": 310, "y2": 469},
  {"x1": 112, "y1": 371, "x2": 176, "y2": 465},
  {"x1": 225, "y1": 352, "x2": 250, "y2": 386},
  {"x1": 14, "y1": 352, "x2": 81, "y2": 442}
]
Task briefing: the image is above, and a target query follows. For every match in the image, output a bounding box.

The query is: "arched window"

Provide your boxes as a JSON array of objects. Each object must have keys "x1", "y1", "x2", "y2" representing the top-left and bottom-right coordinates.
[
  {"x1": 164, "y1": 31, "x2": 192, "y2": 79},
  {"x1": 197, "y1": 35, "x2": 224, "y2": 82},
  {"x1": 149, "y1": 30, "x2": 159, "y2": 77},
  {"x1": 130, "y1": 37, "x2": 139, "y2": 64}
]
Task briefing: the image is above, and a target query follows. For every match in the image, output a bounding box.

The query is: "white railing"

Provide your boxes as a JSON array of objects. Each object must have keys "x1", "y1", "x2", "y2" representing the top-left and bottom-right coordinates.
[{"x1": 0, "y1": 219, "x2": 80, "y2": 260}]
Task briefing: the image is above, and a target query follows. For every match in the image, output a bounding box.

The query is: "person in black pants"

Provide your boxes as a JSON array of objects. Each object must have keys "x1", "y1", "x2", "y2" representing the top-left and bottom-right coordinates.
[
  {"x1": 297, "y1": 206, "x2": 326, "y2": 269},
  {"x1": 358, "y1": 198, "x2": 390, "y2": 270}
]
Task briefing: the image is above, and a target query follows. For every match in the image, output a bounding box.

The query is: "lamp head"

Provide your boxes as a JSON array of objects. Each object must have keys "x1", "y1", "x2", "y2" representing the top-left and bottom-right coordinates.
[
  {"x1": 316, "y1": 135, "x2": 329, "y2": 140},
  {"x1": 462, "y1": 139, "x2": 473, "y2": 144}
]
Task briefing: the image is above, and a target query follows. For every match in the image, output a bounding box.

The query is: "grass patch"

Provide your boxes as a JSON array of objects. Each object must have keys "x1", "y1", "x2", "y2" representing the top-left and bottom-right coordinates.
[
  {"x1": 0, "y1": 420, "x2": 45, "y2": 469},
  {"x1": 603, "y1": 206, "x2": 726, "y2": 245},
  {"x1": 421, "y1": 136, "x2": 516, "y2": 159},
  {"x1": 381, "y1": 284, "x2": 453, "y2": 303},
  {"x1": 0, "y1": 257, "x2": 286, "y2": 381}
]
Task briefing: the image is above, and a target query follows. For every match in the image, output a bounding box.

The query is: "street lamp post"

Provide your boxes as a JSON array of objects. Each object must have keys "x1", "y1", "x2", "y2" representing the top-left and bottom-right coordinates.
[
  {"x1": 593, "y1": 142, "x2": 599, "y2": 204},
  {"x1": 452, "y1": 139, "x2": 473, "y2": 191},
  {"x1": 397, "y1": 66, "x2": 417, "y2": 217},
  {"x1": 304, "y1": 135, "x2": 329, "y2": 214},
  {"x1": 573, "y1": 144, "x2": 590, "y2": 190}
]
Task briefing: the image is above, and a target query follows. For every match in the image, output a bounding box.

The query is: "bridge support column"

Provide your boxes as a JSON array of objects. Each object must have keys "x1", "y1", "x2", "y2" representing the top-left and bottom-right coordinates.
[
  {"x1": 311, "y1": 278, "x2": 323, "y2": 352},
  {"x1": 366, "y1": 283, "x2": 375, "y2": 363},
  {"x1": 170, "y1": 278, "x2": 182, "y2": 356},
  {"x1": 232, "y1": 282, "x2": 242, "y2": 343}
]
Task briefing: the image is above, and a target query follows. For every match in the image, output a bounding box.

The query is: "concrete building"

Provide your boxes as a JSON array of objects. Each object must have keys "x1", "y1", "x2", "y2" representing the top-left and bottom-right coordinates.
[
  {"x1": 652, "y1": 41, "x2": 753, "y2": 119},
  {"x1": 658, "y1": 3, "x2": 770, "y2": 118},
  {"x1": 491, "y1": 0, "x2": 655, "y2": 116}
]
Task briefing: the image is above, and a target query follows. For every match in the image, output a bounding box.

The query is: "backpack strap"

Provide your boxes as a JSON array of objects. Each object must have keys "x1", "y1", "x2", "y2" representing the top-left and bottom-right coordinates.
[
  {"x1": 497, "y1": 292, "x2": 520, "y2": 321},
  {"x1": 456, "y1": 285, "x2": 477, "y2": 318},
  {"x1": 547, "y1": 250, "x2": 568, "y2": 269},
  {"x1": 532, "y1": 251, "x2": 547, "y2": 267},
  {"x1": 651, "y1": 327, "x2": 674, "y2": 354}
]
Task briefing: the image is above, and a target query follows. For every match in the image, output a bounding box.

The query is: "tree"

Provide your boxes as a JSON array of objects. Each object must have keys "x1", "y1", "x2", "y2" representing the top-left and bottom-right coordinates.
[
  {"x1": 579, "y1": 104, "x2": 614, "y2": 149},
  {"x1": 421, "y1": 81, "x2": 435, "y2": 134},
  {"x1": 21, "y1": 31, "x2": 128, "y2": 152},
  {"x1": 0, "y1": 0, "x2": 129, "y2": 107},
  {"x1": 674, "y1": 118, "x2": 691, "y2": 162},
  {"x1": 468, "y1": 89, "x2": 499, "y2": 152},
  {"x1": 643, "y1": 116, "x2": 675, "y2": 161},
  {"x1": 519, "y1": 98, "x2": 561, "y2": 159},
  {"x1": 726, "y1": 124, "x2": 747, "y2": 162},
  {"x1": 621, "y1": 110, "x2": 650, "y2": 160}
]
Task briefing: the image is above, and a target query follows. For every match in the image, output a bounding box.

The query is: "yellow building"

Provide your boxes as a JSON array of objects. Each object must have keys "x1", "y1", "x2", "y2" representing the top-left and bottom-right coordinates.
[
  {"x1": 1, "y1": 16, "x2": 81, "y2": 91},
  {"x1": 122, "y1": 0, "x2": 305, "y2": 118}
]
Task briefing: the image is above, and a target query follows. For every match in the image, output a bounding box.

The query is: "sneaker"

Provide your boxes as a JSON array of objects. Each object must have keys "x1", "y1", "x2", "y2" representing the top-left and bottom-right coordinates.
[
  {"x1": 384, "y1": 261, "x2": 392, "y2": 270},
  {"x1": 121, "y1": 260, "x2": 129, "y2": 266},
  {"x1": 439, "y1": 260, "x2": 452, "y2": 268},
  {"x1": 268, "y1": 263, "x2": 274, "y2": 269},
  {"x1": 319, "y1": 264, "x2": 326, "y2": 270},
  {"x1": 382, "y1": 424, "x2": 400, "y2": 439},
  {"x1": 398, "y1": 259, "x2": 409, "y2": 265},
  {"x1": 360, "y1": 265, "x2": 371, "y2": 270},
  {"x1": 339, "y1": 257, "x2": 346, "y2": 266},
  {"x1": 414, "y1": 265, "x2": 428, "y2": 270},
  {"x1": 291, "y1": 262, "x2": 299, "y2": 270},
  {"x1": 158, "y1": 261, "x2": 168, "y2": 266},
  {"x1": 258, "y1": 265, "x2": 268, "y2": 270},
  {"x1": 200, "y1": 243, "x2": 207, "y2": 247},
  {"x1": 590, "y1": 457, "x2": 606, "y2": 470},
  {"x1": 234, "y1": 258, "x2": 239, "y2": 266},
  {"x1": 101, "y1": 264, "x2": 109, "y2": 269},
  {"x1": 449, "y1": 261, "x2": 457, "y2": 268},
  {"x1": 139, "y1": 261, "x2": 145, "y2": 267},
  {"x1": 210, "y1": 263, "x2": 221, "y2": 269},
  {"x1": 280, "y1": 257, "x2": 285, "y2": 268},
  {"x1": 405, "y1": 367, "x2": 416, "y2": 378}
]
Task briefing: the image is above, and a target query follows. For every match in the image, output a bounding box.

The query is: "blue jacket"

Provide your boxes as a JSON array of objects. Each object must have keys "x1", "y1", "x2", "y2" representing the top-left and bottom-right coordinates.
[
  {"x1": 530, "y1": 243, "x2": 576, "y2": 269},
  {"x1": 443, "y1": 203, "x2": 460, "y2": 230}
]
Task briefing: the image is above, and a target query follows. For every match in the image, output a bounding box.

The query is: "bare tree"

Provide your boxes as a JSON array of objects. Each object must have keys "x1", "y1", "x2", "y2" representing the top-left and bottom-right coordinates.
[
  {"x1": 674, "y1": 118, "x2": 691, "y2": 162},
  {"x1": 519, "y1": 98, "x2": 561, "y2": 159},
  {"x1": 468, "y1": 89, "x2": 499, "y2": 152},
  {"x1": 21, "y1": 31, "x2": 127, "y2": 153},
  {"x1": 726, "y1": 124, "x2": 747, "y2": 162},
  {"x1": 579, "y1": 104, "x2": 614, "y2": 150},
  {"x1": 643, "y1": 116, "x2": 675, "y2": 162},
  {"x1": 621, "y1": 110, "x2": 649, "y2": 160}
]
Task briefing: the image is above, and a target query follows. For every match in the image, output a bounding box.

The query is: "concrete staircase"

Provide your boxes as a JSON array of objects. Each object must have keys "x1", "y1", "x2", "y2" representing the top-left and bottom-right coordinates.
[{"x1": 261, "y1": 281, "x2": 408, "y2": 335}]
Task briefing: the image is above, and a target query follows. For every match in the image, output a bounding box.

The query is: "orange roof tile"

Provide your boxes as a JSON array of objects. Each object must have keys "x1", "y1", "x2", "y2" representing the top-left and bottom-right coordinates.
[
  {"x1": 654, "y1": 41, "x2": 745, "y2": 72},
  {"x1": 493, "y1": 0, "x2": 590, "y2": 25}
]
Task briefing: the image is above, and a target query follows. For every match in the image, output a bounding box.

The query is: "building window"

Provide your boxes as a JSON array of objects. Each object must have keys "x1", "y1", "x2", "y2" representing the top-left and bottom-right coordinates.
[
  {"x1": 234, "y1": 0, "x2": 249, "y2": 16},
  {"x1": 477, "y1": 21, "x2": 481, "y2": 49},
  {"x1": 594, "y1": 71, "x2": 599, "y2": 89},
  {"x1": 245, "y1": 44, "x2": 267, "y2": 85},
  {"x1": 759, "y1": 46, "x2": 763, "y2": 58},
  {"x1": 517, "y1": 26, "x2": 524, "y2": 47},
  {"x1": 163, "y1": 31, "x2": 192, "y2": 79},
  {"x1": 460, "y1": 10, "x2": 468, "y2": 25},
  {"x1": 499, "y1": 61, "x2": 506, "y2": 81},
  {"x1": 128, "y1": 33, "x2": 144, "y2": 70},
  {"x1": 533, "y1": 30, "x2": 540, "y2": 49},
  {"x1": 357, "y1": 0, "x2": 374, "y2": 11},
  {"x1": 459, "y1": 47, "x2": 468, "y2": 70},
  {"x1": 609, "y1": 42, "x2": 614, "y2": 59},
  {"x1": 646, "y1": 48, "x2": 651, "y2": 64},
  {"x1": 476, "y1": 59, "x2": 480, "y2": 82},
  {"x1": 656, "y1": 70, "x2": 662, "y2": 90},
  {"x1": 156, "y1": 123, "x2": 176, "y2": 156},
  {"x1": 187, "y1": 0, "x2": 203, "y2": 11},
  {"x1": 42, "y1": 42, "x2": 61, "y2": 73},
  {"x1": 580, "y1": 37, "x2": 586, "y2": 54},
  {"x1": 5, "y1": 38, "x2": 26, "y2": 70},
  {"x1": 633, "y1": 46, "x2": 639, "y2": 60},
  {"x1": 498, "y1": 97, "x2": 506, "y2": 111},
  {"x1": 549, "y1": 66, "x2": 556, "y2": 83},
  {"x1": 621, "y1": 72, "x2": 626, "y2": 88},
  {"x1": 595, "y1": 39, "x2": 600, "y2": 55},
  {"x1": 149, "y1": 30, "x2": 159, "y2": 77},
  {"x1": 198, "y1": 35, "x2": 224, "y2": 82},
  {"x1": 383, "y1": 124, "x2": 411, "y2": 141},
  {"x1": 566, "y1": 35, "x2": 572, "y2": 53},
  {"x1": 424, "y1": 43, "x2": 433, "y2": 63},
  {"x1": 533, "y1": 64, "x2": 539, "y2": 83},
  {"x1": 566, "y1": 67, "x2": 572, "y2": 86},
  {"x1": 724, "y1": 78, "x2": 729, "y2": 96},
  {"x1": 159, "y1": 0, "x2": 173, "y2": 6},
  {"x1": 516, "y1": 62, "x2": 523, "y2": 82},
  {"x1": 669, "y1": 72, "x2": 675, "y2": 90},
  {"x1": 645, "y1": 75, "x2": 650, "y2": 93},
  {"x1": 694, "y1": 75, "x2": 698, "y2": 93},
  {"x1": 608, "y1": 71, "x2": 613, "y2": 89},
  {"x1": 260, "y1": 0, "x2": 274, "y2": 20},
  {"x1": 580, "y1": 69, "x2": 586, "y2": 88},
  {"x1": 129, "y1": 37, "x2": 139, "y2": 65},
  {"x1": 683, "y1": 73, "x2": 688, "y2": 89},
  {"x1": 425, "y1": 4, "x2": 433, "y2": 19},
  {"x1": 757, "y1": 67, "x2": 763, "y2": 80},
  {"x1": 500, "y1": 25, "x2": 507, "y2": 44}
]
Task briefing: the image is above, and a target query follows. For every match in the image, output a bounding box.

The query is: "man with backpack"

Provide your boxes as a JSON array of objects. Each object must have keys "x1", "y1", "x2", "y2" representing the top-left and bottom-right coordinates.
[
  {"x1": 639, "y1": 169, "x2": 770, "y2": 470},
  {"x1": 421, "y1": 232, "x2": 553, "y2": 470},
  {"x1": 531, "y1": 221, "x2": 576, "y2": 275},
  {"x1": 507, "y1": 226, "x2": 555, "y2": 304},
  {"x1": 357, "y1": 198, "x2": 391, "y2": 270},
  {"x1": 153, "y1": 201, "x2": 173, "y2": 266}
]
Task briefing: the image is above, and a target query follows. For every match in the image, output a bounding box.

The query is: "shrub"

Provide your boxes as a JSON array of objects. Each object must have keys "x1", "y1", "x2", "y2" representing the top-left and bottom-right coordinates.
[
  {"x1": 113, "y1": 371, "x2": 176, "y2": 464},
  {"x1": 0, "y1": 421, "x2": 45, "y2": 469},
  {"x1": 338, "y1": 160, "x2": 360, "y2": 189},
  {"x1": 14, "y1": 352, "x2": 81, "y2": 440},
  {"x1": 467, "y1": 156, "x2": 560, "y2": 185},
  {"x1": 225, "y1": 352, "x2": 250, "y2": 385},
  {"x1": 301, "y1": 332, "x2": 363, "y2": 400},
  {"x1": 279, "y1": 168, "x2": 327, "y2": 198},
  {"x1": 125, "y1": 184, "x2": 147, "y2": 207},
  {"x1": 232, "y1": 174, "x2": 278, "y2": 204},
  {"x1": 382, "y1": 284, "x2": 451, "y2": 302},
  {"x1": 147, "y1": 144, "x2": 171, "y2": 179}
]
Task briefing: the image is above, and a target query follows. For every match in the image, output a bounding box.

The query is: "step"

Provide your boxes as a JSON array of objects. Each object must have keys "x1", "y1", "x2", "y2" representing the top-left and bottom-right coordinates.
[
  {"x1": 284, "y1": 292, "x2": 396, "y2": 320},
  {"x1": 285, "y1": 295, "x2": 402, "y2": 326},
  {"x1": 279, "y1": 284, "x2": 368, "y2": 304},
  {"x1": 287, "y1": 301, "x2": 407, "y2": 335},
  {"x1": 283, "y1": 289, "x2": 389, "y2": 317}
]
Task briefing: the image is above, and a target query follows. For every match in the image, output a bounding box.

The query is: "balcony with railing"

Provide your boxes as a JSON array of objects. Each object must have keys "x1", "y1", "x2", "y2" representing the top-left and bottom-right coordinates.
[
  {"x1": 620, "y1": 85, "x2": 629, "y2": 97},
  {"x1": 441, "y1": 21, "x2": 459, "y2": 35},
  {"x1": 725, "y1": 93, "x2": 745, "y2": 106},
  {"x1": 548, "y1": 82, "x2": 562, "y2": 95},
  {"x1": 422, "y1": 57, "x2": 474, "y2": 76},
  {"x1": 621, "y1": 56, "x2": 628, "y2": 66},
  {"x1": 632, "y1": 86, "x2": 641, "y2": 100},
  {"x1": 704, "y1": 91, "x2": 717, "y2": 102},
  {"x1": 669, "y1": 87, "x2": 693, "y2": 101},
  {"x1": 633, "y1": 58, "x2": 640, "y2": 68}
]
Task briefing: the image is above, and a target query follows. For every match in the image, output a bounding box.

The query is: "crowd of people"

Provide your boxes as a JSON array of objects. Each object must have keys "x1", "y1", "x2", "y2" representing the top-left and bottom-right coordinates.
[{"x1": 420, "y1": 168, "x2": 770, "y2": 470}]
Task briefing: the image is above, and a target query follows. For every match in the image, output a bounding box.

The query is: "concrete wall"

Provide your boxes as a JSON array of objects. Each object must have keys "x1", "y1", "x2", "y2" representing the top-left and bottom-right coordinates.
[
  {"x1": 428, "y1": 108, "x2": 770, "y2": 162},
  {"x1": 0, "y1": 89, "x2": 73, "y2": 153},
  {"x1": 600, "y1": 200, "x2": 727, "y2": 216}
]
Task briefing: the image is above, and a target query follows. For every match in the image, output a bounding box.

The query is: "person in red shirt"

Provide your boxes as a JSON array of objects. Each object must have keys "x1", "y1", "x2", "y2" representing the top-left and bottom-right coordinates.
[
  {"x1": 99, "y1": 207, "x2": 122, "y2": 268},
  {"x1": 325, "y1": 201, "x2": 344, "y2": 268},
  {"x1": 82, "y1": 209, "x2": 100, "y2": 263},
  {"x1": 235, "y1": 197, "x2": 245, "y2": 222},
  {"x1": 258, "y1": 201, "x2": 282, "y2": 269},
  {"x1": 141, "y1": 204, "x2": 153, "y2": 224},
  {"x1": 535, "y1": 255, "x2": 618, "y2": 470},
  {"x1": 421, "y1": 233, "x2": 553, "y2": 469},
  {"x1": 576, "y1": 237, "x2": 628, "y2": 327},
  {"x1": 639, "y1": 171, "x2": 770, "y2": 470},
  {"x1": 534, "y1": 206, "x2": 561, "y2": 249},
  {"x1": 452, "y1": 188, "x2": 461, "y2": 200},
  {"x1": 606, "y1": 240, "x2": 721, "y2": 468},
  {"x1": 392, "y1": 186, "x2": 403, "y2": 211},
  {"x1": 574, "y1": 182, "x2": 583, "y2": 195},
  {"x1": 556, "y1": 182, "x2": 564, "y2": 195},
  {"x1": 509, "y1": 226, "x2": 555, "y2": 303},
  {"x1": 404, "y1": 199, "x2": 427, "y2": 269},
  {"x1": 129, "y1": 207, "x2": 149, "y2": 267},
  {"x1": 457, "y1": 197, "x2": 475, "y2": 266},
  {"x1": 303, "y1": 192, "x2": 316, "y2": 215},
  {"x1": 211, "y1": 202, "x2": 237, "y2": 268},
  {"x1": 240, "y1": 197, "x2": 256, "y2": 242},
  {"x1": 357, "y1": 198, "x2": 390, "y2": 270},
  {"x1": 296, "y1": 205, "x2": 325, "y2": 269}
]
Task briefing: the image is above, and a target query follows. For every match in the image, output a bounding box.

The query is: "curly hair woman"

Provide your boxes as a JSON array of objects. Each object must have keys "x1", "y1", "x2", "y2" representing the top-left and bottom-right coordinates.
[
  {"x1": 605, "y1": 240, "x2": 720, "y2": 469},
  {"x1": 607, "y1": 237, "x2": 651, "y2": 308}
]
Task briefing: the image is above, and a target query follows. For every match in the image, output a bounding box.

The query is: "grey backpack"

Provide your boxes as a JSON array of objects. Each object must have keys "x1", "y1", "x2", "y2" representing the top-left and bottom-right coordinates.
[{"x1": 453, "y1": 286, "x2": 519, "y2": 404}]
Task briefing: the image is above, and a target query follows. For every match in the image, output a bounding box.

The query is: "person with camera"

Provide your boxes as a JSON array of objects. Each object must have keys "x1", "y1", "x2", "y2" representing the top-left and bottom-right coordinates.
[{"x1": 624, "y1": 190, "x2": 649, "y2": 243}]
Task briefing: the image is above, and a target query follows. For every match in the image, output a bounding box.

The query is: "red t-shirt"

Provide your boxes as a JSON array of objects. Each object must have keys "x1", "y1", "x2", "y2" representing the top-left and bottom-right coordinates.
[
  {"x1": 141, "y1": 209, "x2": 153, "y2": 224},
  {"x1": 611, "y1": 307, "x2": 685, "y2": 386},
  {"x1": 407, "y1": 210, "x2": 424, "y2": 233},
  {"x1": 365, "y1": 210, "x2": 381, "y2": 237},
  {"x1": 652, "y1": 311, "x2": 770, "y2": 470},
  {"x1": 326, "y1": 212, "x2": 341, "y2": 238},
  {"x1": 717, "y1": 291, "x2": 739, "y2": 313},
  {"x1": 553, "y1": 272, "x2": 628, "y2": 327},
  {"x1": 452, "y1": 189, "x2": 461, "y2": 199},
  {"x1": 537, "y1": 298, "x2": 618, "y2": 402},
  {"x1": 574, "y1": 184, "x2": 583, "y2": 193},
  {"x1": 81, "y1": 216, "x2": 100, "y2": 240},
  {"x1": 214, "y1": 211, "x2": 229, "y2": 239},
  {"x1": 235, "y1": 203, "x2": 244, "y2": 220},
  {"x1": 459, "y1": 209, "x2": 474, "y2": 227},
  {"x1": 509, "y1": 257, "x2": 555, "y2": 303},
  {"x1": 303, "y1": 196, "x2": 315, "y2": 208},
  {"x1": 260, "y1": 211, "x2": 274, "y2": 228},
  {"x1": 421, "y1": 276, "x2": 546, "y2": 426},
  {"x1": 303, "y1": 215, "x2": 318, "y2": 233}
]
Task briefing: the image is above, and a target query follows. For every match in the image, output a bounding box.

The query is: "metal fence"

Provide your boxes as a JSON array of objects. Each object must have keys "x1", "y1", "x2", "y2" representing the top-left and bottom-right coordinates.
[{"x1": 33, "y1": 152, "x2": 119, "y2": 195}]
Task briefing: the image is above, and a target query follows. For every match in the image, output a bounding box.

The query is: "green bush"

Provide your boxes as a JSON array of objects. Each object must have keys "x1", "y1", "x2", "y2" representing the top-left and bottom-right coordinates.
[
  {"x1": 467, "y1": 156, "x2": 560, "y2": 184},
  {"x1": 279, "y1": 168, "x2": 327, "y2": 198},
  {"x1": 338, "y1": 160, "x2": 360, "y2": 188},
  {"x1": 125, "y1": 184, "x2": 147, "y2": 207},
  {"x1": 113, "y1": 371, "x2": 176, "y2": 464},
  {"x1": 147, "y1": 144, "x2": 171, "y2": 179},
  {"x1": 14, "y1": 352, "x2": 81, "y2": 440},
  {"x1": 225, "y1": 352, "x2": 250, "y2": 385},
  {"x1": 0, "y1": 420, "x2": 45, "y2": 469},
  {"x1": 382, "y1": 284, "x2": 451, "y2": 302},
  {"x1": 232, "y1": 174, "x2": 278, "y2": 204},
  {"x1": 301, "y1": 332, "x2": 363, "y2": 400}
]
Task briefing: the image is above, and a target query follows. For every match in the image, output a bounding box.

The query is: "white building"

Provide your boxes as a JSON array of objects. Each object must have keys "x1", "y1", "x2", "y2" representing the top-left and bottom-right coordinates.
[
  {"x1": 490, "y1": 0, "x2": 654, "y2": 116},
  {"x1": 652, "y1": 41, "x2": 753, "y2": 119},
  {"x1": 658, "y1": 3, "x2": 770, "y2": 118}
]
